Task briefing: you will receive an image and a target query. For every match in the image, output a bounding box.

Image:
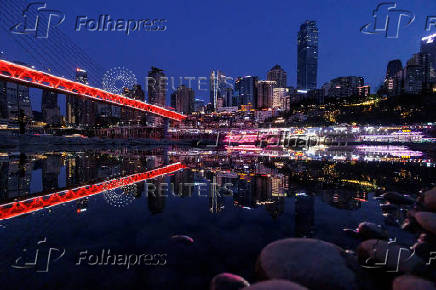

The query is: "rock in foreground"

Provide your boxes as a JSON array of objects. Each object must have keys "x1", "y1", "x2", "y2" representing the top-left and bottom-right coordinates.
[
  {"x1": 423, "y1": 188, "x2": 436, "y2": 212},
  {"x1": 210, "y1": 273, "x2": 250, "y2": 290},
  {"x1": 415, "y1": 212, "x2": 436, "y2": 235},
  {"x1": 393, "y1": 275, "x2": 436, "y2": 290},
  {"x1": 381, "y1": 192, "x2": 415, "y2": 205},
  {"x1": 243, "y1": 280, "x2": 307, "y2": 290},
  {"x1": 357, "y1": 222, "x2": 389, "y2": 240},
  {"x1": 256, "y1": 238, "x2": 356, "y2": 290}
]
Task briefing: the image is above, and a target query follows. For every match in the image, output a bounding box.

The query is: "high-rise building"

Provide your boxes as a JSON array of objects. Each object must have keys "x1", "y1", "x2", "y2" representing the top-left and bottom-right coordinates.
[
  {"x1": 325, "y1": 76, "x2": 364, "y2": 98},
  {"x1": 147, "y1": 66, "x2": 167, "y2": 106},
  {"x1": 67, "y1": 68, "x2": 95, "y2": 127},
  {"x1": 147, "y1": 67, "x2": 167, "y2": 126},
  {"x1": 170, "y1": 85, "x2": 194, "y2": 114},
  {"x1": 0, "y1": 61, "x2": 32, "y2": 123},
  {"x1": 297, "y1": 20, "x2": 319, "y2": 90},
  {"x1": 234, "y1": 76, "x2": 258, "y2": 108},
  {"x1": 272, "y1": 87, "x2": 290, "y2": 110},
  {"x1": 121, "y1": 84, "x2": 145, "y2": 124},
  {"x1": 386, "y1": 60, "x2": 403, "y2": 78},
  {"x1": 385, "y1": 60, "x2": 403, "y2": 96},
  {"x1": 0, "y1": 80, "x2": 8, "y2": 120},
  {"x1": 404, "y1": 53, "x2": 427, "y2": 95},
  {"x1": 256, "y1": 80, "x2": 276, "y2": 109},
  {"x1": 41, "y1": 90, "x2": 60, "y2": 126},
  {"x1": 209, "y1": 70, "x2": 233, "y2": 110},
  {"x1": 421, "y1": 33, "x2": 436, "y2": 77},
  {"x1": 267, "y1": 65, "x2": 287, "y2": 88},
  {"x1": 5, "y1": 82, "x2": 32, "y2": 122}
]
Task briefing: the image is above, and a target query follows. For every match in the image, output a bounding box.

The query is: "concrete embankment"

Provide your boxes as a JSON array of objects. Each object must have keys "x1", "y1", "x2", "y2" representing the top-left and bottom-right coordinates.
[{"x1": 0, "y1": 133, "x2": 191, "y2": 151}]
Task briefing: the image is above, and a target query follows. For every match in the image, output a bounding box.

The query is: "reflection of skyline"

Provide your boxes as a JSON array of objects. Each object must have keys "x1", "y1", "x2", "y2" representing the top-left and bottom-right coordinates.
[
  {"x1": 0, "y1": 148, "x2": 435, "y2": 223},
  {"x1": 0, "y1": 160, "x2": 186, "y2": 220}
]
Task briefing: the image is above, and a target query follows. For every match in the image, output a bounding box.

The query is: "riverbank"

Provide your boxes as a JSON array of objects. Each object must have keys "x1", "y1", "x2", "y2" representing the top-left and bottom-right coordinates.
[{"x1": 0, "y1": 133, "x2": 191, "y2": 152}]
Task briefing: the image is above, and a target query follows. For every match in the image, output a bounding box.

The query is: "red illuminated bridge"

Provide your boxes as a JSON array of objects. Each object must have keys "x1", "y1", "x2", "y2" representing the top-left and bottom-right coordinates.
[
  {"x1": 0, "y1": 162, "x2": 186, "y2": 220},
  {"x1": 0, "y1": 59, "x2": 186, "y2": 122}
]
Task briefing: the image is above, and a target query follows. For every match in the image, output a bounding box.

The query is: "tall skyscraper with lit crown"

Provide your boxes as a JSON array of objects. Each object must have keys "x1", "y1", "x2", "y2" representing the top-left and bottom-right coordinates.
[{"x1": 297, "y1": 20, "x2": 318, "y2": 90}]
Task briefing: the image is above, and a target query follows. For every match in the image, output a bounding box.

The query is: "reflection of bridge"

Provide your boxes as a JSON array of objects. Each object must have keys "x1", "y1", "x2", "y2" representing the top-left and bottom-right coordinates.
[
  {"x1": 0, "y1": 59, "x2": 186, "y2": 121},
  {"x1": 0, "y1": 162, "x2": 186, "y2": 220}
]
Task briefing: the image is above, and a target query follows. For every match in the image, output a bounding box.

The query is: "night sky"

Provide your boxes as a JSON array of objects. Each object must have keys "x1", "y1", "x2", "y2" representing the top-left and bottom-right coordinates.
[{"x1": 2, "y1": 0, "x2": 436, "y2": 110}]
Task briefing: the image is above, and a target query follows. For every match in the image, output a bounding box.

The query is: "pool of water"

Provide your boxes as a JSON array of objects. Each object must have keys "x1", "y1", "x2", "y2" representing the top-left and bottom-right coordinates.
[{"x1": 0, "y1": 146, "x2": 434, "y2": 289}]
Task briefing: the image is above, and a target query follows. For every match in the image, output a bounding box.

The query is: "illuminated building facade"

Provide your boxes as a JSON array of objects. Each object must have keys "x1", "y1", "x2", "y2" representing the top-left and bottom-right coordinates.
[
  {"x1": 404, "y1": 53, "x2": 432, "y2": 95},
  {"x1": 41, "y1": 90, "x2": 60, "y2": 126},
  {"x1": 272, "y1": 87, "x2": 290, "y2": 110},
  {"x1": 209, "y1": 70, "x2": 233, "y2": 111},
  {"x1": 171, "y1": 85, "x2": 194, "y2": 114},
  {"x1": 421, "y1": 33, "x2": 436, "y2": 77},
  {"x1": 147, "y1": 66, "x2": 167, "y2": 126},
  {"x1": 147, "y1": 66, "x2": 167, "y2": 106},
  {"x1": 256, "y1": 80, "x2": 276, "y2": 109},
  {"x1": 385, "y1": 60, "x2": 403, "y2": 96},
  {"x1": 5, "y1": 82, "x2": 32, "y2": 122},
  {"x1": 325, "y1": 76, "x2": 364, "y2": 98},
  {"x1": 267, "y1": 65, "x2": 287, "y2": 88},
  {"x1": 297, "y1": 20, "x2": 318, "y2": 90},
  {"x1": 234, "y1": 76, "x2": 258, "y2": 108},
  {"x1": 67, "y1": 68, "x2": 96, "y2": 127}
]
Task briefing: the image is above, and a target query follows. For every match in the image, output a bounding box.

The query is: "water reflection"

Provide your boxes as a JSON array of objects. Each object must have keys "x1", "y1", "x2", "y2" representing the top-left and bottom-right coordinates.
[
  {"x1": 0, "y1": 145, "x2": 434, "y2": 221},
  {"x1": 0, "y1": 146, "x2": 434, "y2": 289}
]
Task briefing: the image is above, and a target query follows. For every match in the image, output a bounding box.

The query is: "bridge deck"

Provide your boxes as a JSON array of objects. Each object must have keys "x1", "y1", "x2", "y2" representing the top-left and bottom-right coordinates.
[{"x1": 0, "y1": 59, "x2": 186, "y2": 121}]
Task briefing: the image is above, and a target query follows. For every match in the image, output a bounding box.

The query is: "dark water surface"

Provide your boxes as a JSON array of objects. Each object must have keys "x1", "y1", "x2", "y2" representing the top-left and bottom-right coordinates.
[{"x1": 0, "y1": 146, "x2": 435, "y2": 289}]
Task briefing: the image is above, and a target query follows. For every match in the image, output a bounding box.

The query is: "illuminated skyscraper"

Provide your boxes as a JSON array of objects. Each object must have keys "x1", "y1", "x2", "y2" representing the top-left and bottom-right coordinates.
[
  {"x1": 385, "y1": 60, "x2": 403, "y2": 96},
  {"x1": 121, "y1": 84, "x2": 145, "y2": 124},
  {"x1": 171, "y1": 85, "x2": 194, "y2": 114},
  {"x1": 234, "y1": 76, "x2": 258, "y2": 108},
  {"x1": 421, "y1": 33, "x2": 436, "y2": 74},
  {"x1": 267, "y1": 65, "x2": 287, "y2": 88},
  {"x1": 209, "y1": 70, "x2": 233, "y2": 110},
  {"x1": 41, "y1": 90, "x2": 60, "y2": 126},
  {"x1": 67, "y1": 68, "x2": 95, "y2": 127},
  {"x1": 256, "y1": 80, "x2": 276, "y2": 109},
  {"x1": 404, "y1": 53, "x2": 431, "y2": 94},
  {"x1": 297, "y1": 20, "x2": 318, "y2": 90},
  {"x1": 0, "y1": 81, "x2": 6, "y2": 120},
  {"x1": 147, "y1": 66, "x2": 167, "y2": 106}
]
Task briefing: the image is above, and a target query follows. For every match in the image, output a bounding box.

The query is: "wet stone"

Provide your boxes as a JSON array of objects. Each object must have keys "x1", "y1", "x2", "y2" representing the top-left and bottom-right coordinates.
[
  {"x1": 210, "y1": 273, "x2": 250, "y2": 290},
  {"x1": 256, "y1": 238, "x2": 357, "y2": 290},
  {"x1": 243, "y1": 280, "x2": 307, "y2": 290},
  {"x1": 415, "y1": 212, "x2": 436, "y2": 236},
  {"x1": 392, "y1": 275, "x2": 436, "y2": 290}
]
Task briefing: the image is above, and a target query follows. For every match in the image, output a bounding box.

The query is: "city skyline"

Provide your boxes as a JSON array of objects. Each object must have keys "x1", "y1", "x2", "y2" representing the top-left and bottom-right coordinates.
[{"x1": 2, "y1": 0, "x2": 436, "y2": 108}]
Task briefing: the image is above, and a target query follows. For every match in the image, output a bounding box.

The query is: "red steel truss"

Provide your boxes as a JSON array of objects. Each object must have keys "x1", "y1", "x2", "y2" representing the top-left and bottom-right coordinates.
[
  {"x1": 0, "y1": 162, "x2": 186, "y2": 220},
  {"x1": 0, "y1": 59, "x2": 186, "y2": 121}
]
